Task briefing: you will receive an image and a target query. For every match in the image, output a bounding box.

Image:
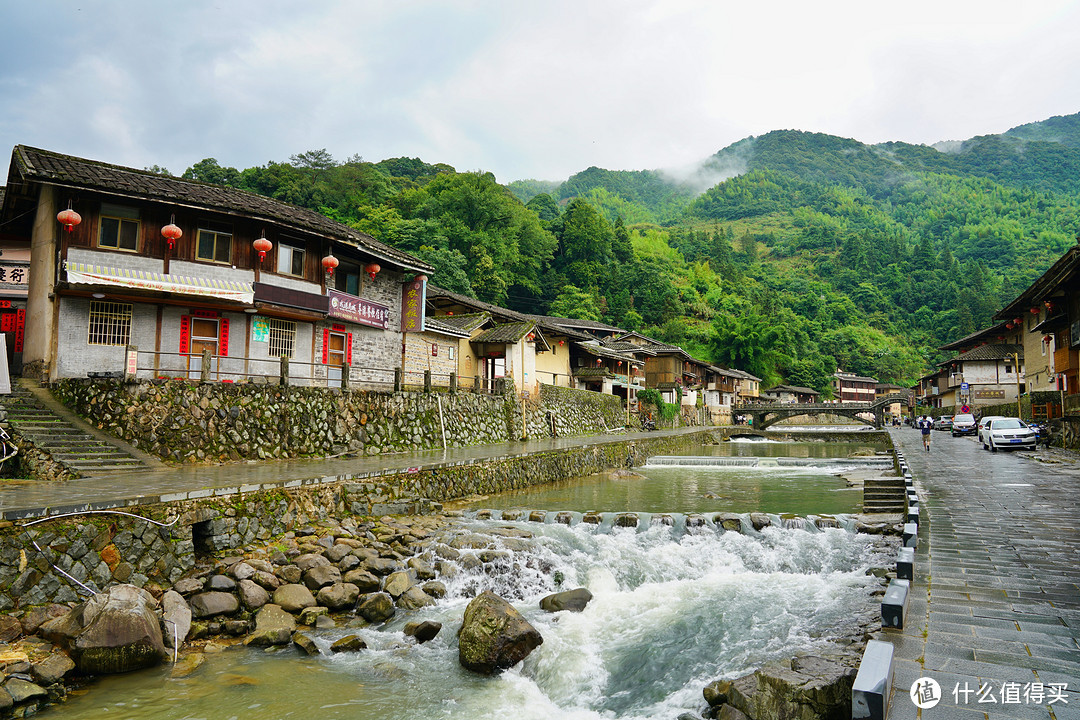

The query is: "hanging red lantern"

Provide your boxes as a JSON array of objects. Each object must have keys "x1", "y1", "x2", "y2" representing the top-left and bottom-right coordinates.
[
  {"x1": 365, "y1": 262, "x2": 381, "y2": 280},
  {"x1": 1044, "y1": 335, "x2": 1053, "y2": 344},
  {"x1": 1045, "y1": 300, "x2": 1054, "y2": 310},
  {"x1": 253, "y1": 235, "x2": 273, "y2": 262},
  {"x1": 1014, "y1": 317, "x2": 1022, "y2": 325},
  {"x1": 596, "y1": 357, "x2": 602, "y2": 366},
  {"x1": 321, "y1": 254, "x2": 339, "y2": 277},
  {"x1": 526, "y1": 333, "x2": 535, "y2": 342},
  {"x1": 161, "y1": 215, "x2": 182, "y2": 250},
  {"x1": 56, "y1": 204, "x2": 81, "y2": 232},
  {"x1": 1030, "y1": 307, "x2": 1040, "y2": 314}
]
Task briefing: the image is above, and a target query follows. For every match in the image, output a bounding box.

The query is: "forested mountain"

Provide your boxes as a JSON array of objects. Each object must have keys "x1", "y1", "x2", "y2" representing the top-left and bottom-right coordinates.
[{"x1": 176, "y1": 112, "x2": 1080, "y2": 395}]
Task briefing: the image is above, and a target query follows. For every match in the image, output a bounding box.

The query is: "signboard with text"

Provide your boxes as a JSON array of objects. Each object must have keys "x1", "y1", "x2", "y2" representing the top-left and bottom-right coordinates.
[
  {"x1": 328, "y1": 289, "x2": 389, "y2": 329},
  {"x1": 400, "y1": 278, "x2": 426, "y2": 333}
]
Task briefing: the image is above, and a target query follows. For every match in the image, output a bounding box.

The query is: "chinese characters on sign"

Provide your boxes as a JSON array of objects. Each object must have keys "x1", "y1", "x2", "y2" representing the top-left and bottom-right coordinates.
[
  {"x1": 0, "y1": 265, "x2": 28, "y2": 285},
  {"x1": 400, "y1": 278, "x2": 426, "y2": 333},
  {"x1": 328, "y1": 289, "x2": 389, "y2": 330},
  {"x1": 251, "y1": 317, "x2": 270, "y2": 342}
]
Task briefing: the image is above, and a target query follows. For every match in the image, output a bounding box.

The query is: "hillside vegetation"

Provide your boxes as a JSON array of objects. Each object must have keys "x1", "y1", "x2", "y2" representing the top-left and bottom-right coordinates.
[{"x1": 176, "y1": 113, "x2": 1080, "y2": 395}]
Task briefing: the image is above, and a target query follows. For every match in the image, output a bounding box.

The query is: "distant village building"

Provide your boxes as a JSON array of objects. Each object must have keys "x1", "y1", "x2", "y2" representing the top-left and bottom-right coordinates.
[{"x1": 831, "y1": 371, "x2": 878, "y2": 403}]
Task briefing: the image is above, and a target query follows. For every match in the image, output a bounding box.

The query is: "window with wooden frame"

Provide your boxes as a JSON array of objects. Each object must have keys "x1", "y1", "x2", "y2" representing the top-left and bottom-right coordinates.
[
  {"x1": 268, "y1": 318, "x2": 296, "y2": 358},
  {"x1": 334, "y1": 261, "x2": 361, "y2": 295},
  {"x1": 88, "y1": 301, "x2": 132, "y2": 346},
  {"x1": 195, "y1": 221, "x2": 233, "y2": 264},
  {"x1": 98, "y1": 203, "x2": 140, "y2": 251},
  {"x1": 276, "y1": 241, "x2": 305, "y2": 277}
]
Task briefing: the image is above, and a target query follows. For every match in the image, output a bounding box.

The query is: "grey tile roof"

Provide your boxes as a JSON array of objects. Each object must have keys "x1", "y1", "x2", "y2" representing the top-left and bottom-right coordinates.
[
  {"x1": 10, "y1": 145, "x2": 432, "y2": 274},
  {"x1": 429, "y1": 312, "x2": 490, "y2": 334},
  {"x1": 951, "y1": 343, "x2": 1024, "y2": 363},
  {"x1": 423, "y1": 316, "x2": 472, "y2": 338},
  {"x1": 469, "y1": 321, "x2": 534, "y2": 344}
]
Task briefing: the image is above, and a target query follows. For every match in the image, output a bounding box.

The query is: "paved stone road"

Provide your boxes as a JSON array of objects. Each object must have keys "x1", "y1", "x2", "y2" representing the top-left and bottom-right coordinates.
[{"x1": 887, "y1": 428, "x2": 1080, "y2": 720}]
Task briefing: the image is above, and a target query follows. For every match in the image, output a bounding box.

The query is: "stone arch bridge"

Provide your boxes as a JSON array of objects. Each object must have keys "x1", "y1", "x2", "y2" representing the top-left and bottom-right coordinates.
[{"x1": 741, "y1": 394, "x2": 907, "y2": 430}]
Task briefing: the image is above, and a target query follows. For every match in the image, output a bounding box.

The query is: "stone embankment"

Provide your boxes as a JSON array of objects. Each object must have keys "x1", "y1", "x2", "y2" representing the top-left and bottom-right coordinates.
[{"x1": 48, "y1": 378, "x2": 635, "y2": 464}]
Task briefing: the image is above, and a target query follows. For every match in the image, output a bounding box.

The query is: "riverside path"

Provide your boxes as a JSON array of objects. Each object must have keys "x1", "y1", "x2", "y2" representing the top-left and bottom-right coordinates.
[
  {"x1": 0, "y1": 426, "x2": 710, "y2": 522},
  {"x1": 886, "y1": 428, "x2": 1080, "y2": 720}
]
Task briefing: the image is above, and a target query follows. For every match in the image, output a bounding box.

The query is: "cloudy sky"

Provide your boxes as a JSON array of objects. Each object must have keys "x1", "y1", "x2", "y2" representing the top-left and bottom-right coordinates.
[{"x1": 2, "y1": 0, "x2": 1079, "y2": 184}]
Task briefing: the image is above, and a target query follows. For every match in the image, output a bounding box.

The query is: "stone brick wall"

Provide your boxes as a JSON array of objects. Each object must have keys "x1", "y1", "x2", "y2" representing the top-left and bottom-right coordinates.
[{"x1": 49, "y1": 378, "x2": 632, "y2": 463}]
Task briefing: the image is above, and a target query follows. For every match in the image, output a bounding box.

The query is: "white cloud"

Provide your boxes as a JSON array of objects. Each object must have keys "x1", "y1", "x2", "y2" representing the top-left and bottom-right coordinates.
[{"x1": 0, "y1": 0, "x2": 1078, "y2": 182}]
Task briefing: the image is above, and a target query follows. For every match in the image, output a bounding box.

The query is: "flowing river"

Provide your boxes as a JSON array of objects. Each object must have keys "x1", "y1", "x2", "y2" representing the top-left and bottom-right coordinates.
[{"x1": 48, "y1": 439, "x2": 892, "y2": 720}]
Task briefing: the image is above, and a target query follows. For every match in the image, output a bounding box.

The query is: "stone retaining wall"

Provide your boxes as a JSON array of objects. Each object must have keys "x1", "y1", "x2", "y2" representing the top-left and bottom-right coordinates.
[
  {"x1": 49, "y1": 378, "x2": 635, "y2": 464},
  {"x1": 0, "y1": 431, "x2": 714, "y2": 608}
]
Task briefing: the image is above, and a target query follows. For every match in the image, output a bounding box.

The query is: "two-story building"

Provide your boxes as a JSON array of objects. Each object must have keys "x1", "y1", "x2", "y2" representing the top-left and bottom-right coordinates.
[
  {"x1": 767, "y1": 385, "x2": 820, "y2": 404},
  {"x1": 832, "y1": 371, "x2": 878, "y2": 404},
  {"x1": 0, "y1": 146, "x2": 433, "y2": 385}
]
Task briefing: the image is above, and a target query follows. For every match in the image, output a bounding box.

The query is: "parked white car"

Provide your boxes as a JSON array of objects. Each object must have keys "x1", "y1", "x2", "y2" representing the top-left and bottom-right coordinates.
[
  {"x1": 977, "y1": 416, "x2": 1004, "y2": 446},
  {"x1": 982, "y1": 418, "x2": 1037, "y2": 452}
]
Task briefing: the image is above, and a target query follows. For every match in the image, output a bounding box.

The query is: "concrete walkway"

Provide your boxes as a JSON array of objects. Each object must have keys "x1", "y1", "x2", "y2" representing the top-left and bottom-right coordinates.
[
  {"x1": 0, "y1": 426, "x2": 712, "y2": 521},
  {"x1": 886, "y1": 429, "x2": 1080, "y2": 720}
]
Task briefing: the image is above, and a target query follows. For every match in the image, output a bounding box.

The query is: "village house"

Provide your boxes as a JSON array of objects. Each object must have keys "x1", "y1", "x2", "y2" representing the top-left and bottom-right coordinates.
[
  {"x1": 0, "y1": 187, "x2": 31, "y2": 375},
  {"x1": 0, "y1": 146, "x2": 433, "y2": 386},
  {"x1": 766, "y1": 384, "x2": 820, "y2": 404},
  {"x1": 831, "y1": 371, "x2": 878, "y2": 404},
  {"x1": 993, "y1": 244, "x2": 1080, "y2": 412},
  {"x1": 933, "y1": 319, "x2": 1026, "y2": 412}
]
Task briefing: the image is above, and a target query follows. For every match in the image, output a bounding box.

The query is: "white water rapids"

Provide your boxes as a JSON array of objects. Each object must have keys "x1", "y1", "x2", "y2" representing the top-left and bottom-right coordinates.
[{"x1": 52, "y1": 519, "x2": 889, "y2": 720}]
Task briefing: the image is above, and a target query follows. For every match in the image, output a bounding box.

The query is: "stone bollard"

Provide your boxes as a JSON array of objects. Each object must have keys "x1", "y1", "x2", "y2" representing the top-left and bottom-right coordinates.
[
  {"x1": 201, "y1": 348, "x2": 212, "y2": 383},
  {"x1": 881, "y1": 578, "x2": 910, "y2": 629},
  {"x1": 279, "y1": 355, "x2": 289, "y2": 386},
  {"x1": 449, "y1": 372, "x2": 457, "y2": 394},
  {"x1": 474, "y1": 375, "x2": 481, "y2": 394},
  {"x1": 341, "y1": 362, "x2": 350, "y2": 390},
  {"x1": 896, "y1": 546, "x2": 915, "y2": 581},
  {"x1": 902, "y1": 522, "x2": 918, "y2": 548},
  {"x1": 394, "y1": 368, "x2": 403, "y2": 392},
  {"x1": 424, "y1": 370, "x2": 432, "y2": 393},
  {"x1": 852, "y1": 639, "x2": 895, "y2": 720},
  {"x1": 906, "y1": 503, "x2": 919, "y2": 524}
]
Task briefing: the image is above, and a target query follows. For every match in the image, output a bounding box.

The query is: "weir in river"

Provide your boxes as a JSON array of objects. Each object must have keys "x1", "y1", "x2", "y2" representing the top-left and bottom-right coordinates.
[{"x1": 50, "y1": 515, "x2": 892, "y2": 720}]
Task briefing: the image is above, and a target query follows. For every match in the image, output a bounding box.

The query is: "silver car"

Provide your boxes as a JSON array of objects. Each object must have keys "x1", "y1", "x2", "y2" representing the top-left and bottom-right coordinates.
[{"x1": 983, "y1": 418, "x2": 1037, "y2": 452}]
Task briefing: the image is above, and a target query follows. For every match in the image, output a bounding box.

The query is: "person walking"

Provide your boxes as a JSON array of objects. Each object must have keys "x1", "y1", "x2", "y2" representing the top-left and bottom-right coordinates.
[{"x1": 918, "y1": 414, "x2": 933, "y2": 451}]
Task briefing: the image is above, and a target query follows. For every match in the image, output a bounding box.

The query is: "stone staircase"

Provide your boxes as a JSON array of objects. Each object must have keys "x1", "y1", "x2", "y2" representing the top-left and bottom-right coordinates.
[
  {"x1": 862, "y1": 475, "x2": 907, "y2": 514},
  {"x1": 1, "y1": 381, "x2": 150, "y2": 476}
]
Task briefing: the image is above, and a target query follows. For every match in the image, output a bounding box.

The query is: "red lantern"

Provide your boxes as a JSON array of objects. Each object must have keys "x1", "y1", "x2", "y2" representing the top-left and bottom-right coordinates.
[
  {"x1": 1044, "y1": 335, "x2": 1053, "y2": 344},
  {"x1": 253, "y1": 235, "x2": 273, "y2": 262},
  {"x1": 1014, "y1": 318, "x2": 1022, "y2": 325},
  {"x1": 1045, "y1": 300, "x2": 1054, "y2": 310},
  {"x1": 57, "y1": 205, "x2": 81, "y2": 232},
  {"x1": 321, "y1": 254, "x2": 339, "y2": 277},
  {"x1": 365, "y1": 262, "x2": 381, "y2": 280},
  {"x1": 527, "y1": 333, "x2": 535, "y2": 342},
  {"x1": 596, "y1": 358, "x2": 602, "y2": 366},
  {"x1": 161, "y1": 216, "x2": 182, "y2": 250},
  {"x1": 1030, "y1": 307, "x2": 1040, "y2": 314}
]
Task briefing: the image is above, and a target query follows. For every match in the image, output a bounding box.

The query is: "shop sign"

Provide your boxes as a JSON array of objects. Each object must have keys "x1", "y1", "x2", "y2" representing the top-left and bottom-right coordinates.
[{"x1": 328, "y1": 289, "x2": 389, "y2": 329}]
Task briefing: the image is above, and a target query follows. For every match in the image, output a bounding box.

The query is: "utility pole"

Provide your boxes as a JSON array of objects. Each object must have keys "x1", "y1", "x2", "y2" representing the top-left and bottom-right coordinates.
[{"x1": 1013, "y1": 351, "x2": 1022, "y2": 420}]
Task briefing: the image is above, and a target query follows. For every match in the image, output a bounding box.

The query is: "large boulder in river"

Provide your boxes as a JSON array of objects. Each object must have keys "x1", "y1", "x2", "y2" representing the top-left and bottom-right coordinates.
[
  {"x1": 40, "y1": 584, "x2": 167, "y2": 674},
  {"x1": 458, "y1": 591, "x2": 543, "y2": 675},
  {"x1": 539, "y1": 588, "x2": 593, "y2": 613}
]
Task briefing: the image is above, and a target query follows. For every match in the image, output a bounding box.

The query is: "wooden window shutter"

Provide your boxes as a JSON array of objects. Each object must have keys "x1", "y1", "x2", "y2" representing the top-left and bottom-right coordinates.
[
  {"x1": 322, "y1": 328, "x2": 330, "y2": 364},
  {"x1": 179, "y1": 315, "x2": 191, "y2": 353}
]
